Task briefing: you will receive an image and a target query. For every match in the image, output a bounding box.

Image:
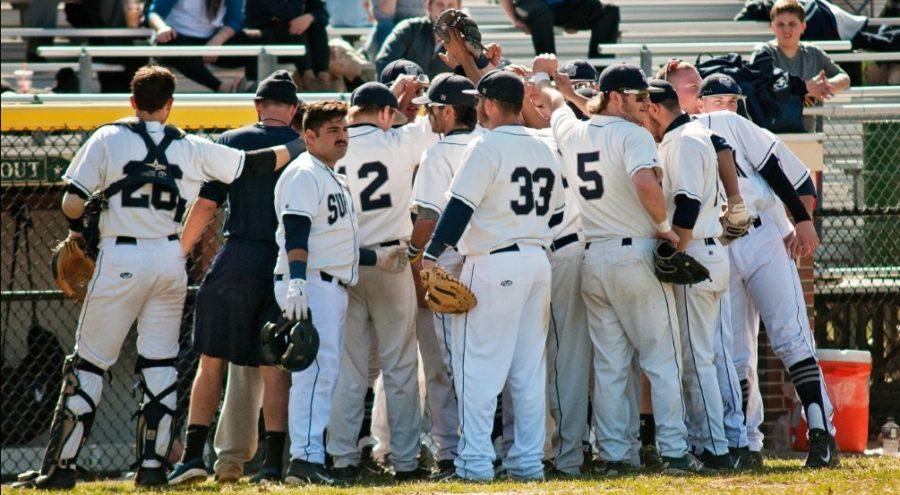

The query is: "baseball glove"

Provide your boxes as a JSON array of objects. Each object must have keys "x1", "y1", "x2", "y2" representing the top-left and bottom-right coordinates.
[
  {"x1": 720, "y1": 200, "x2": 753, "y2": 245},
  {"x1": 419, "y1": 265, "x2": 477, "y2": 314},
  {"x1": 434, "y1": 8, "x2": 485, "y2": 58},
  {"x1": 51, "y1": 237, "x2": 95, "y2": 302},
  {"x1": 654, "y1": 241, "x2": 711, "y2": 285}
]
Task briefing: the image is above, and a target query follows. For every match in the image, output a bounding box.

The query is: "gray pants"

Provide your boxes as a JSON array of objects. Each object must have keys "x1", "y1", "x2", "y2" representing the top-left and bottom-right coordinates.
[{"x1": 213, "y1": 364, "x2": 264, "y2": 476}]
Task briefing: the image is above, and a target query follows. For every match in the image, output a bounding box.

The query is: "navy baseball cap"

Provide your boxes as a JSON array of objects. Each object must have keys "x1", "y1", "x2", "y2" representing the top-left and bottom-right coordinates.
[
  {"x1": 379, "y1": 59, "x2": 427, "y2": 85},
  {"x1": 598, "y1": 63, "x2": 662, "y2": 94},
  {"x1": 412, "y1": 73, "x2": 477, "y2": 106},
  {"x1": 255, "y1": 69, "x2": 299, "y2": 105},
  {"x1": 647, "y1": 79, "x2": 679, "y2": 104},
  {"x1": 561, "y1": 59, "x2": 599, "y2": 82},
  {"x1": 350, "y1": 82, "x2": 399, "y2": 109},
  {"x1": 699, "y1": 74, "x2": 743, "y2": 98},
  {"x1": 463, "y1": 69, "x2": 524, "y2": 105}
]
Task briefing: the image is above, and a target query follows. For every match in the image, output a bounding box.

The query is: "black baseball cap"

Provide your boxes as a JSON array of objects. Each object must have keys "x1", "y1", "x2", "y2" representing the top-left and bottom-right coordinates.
[
  {"x1": 699, "y1": 73, "x2": 743, "y2": 98},
  {"x1": 379, "y1": 59, "x2": 427, "y2": 85},
  {"x1": 647, "y1": 79, "x2": 679, "y2": 104},
  {"x1": 598, "y1": 63, "x2": 662, "y2": 94},
  {"x1": 462, "y1": 69, "x2": 524, "y2": 105},
  {"x1": 255, "y1": 69, "x2": 299, "y2": 105},
  {"x1": 350, "y1": 82, "x2": 399, "y2": 109},
  {"x1": 412, "y1": 73, "x2": 477, "y2": 106},
  {"x1": 561, "y1": 59, "x2": 599, "y2": 82}
]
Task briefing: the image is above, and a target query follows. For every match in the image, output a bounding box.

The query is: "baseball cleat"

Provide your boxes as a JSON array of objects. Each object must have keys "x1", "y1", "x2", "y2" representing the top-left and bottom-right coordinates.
[
  {"x1": 167, "y1": 458, "x2": 209, "y2": 485},
  {"x1": 249, "y1": 466, "x2": 284, "y2": 484},
  {"x1": 429, "y1": 460, "x2": 457, "y2": 481},
  {"x1": 805, "y1": 429, "x2": 840, "y2": 468},
  {"x1": 728, "y1": 446, "x2": 756, "y2": 470},
  {"x1": 697, "y1": 450, "x2": 734, "y2": 470},
  {"x1": 593, "y1": 460, "x2": 635, "y2": 476},
  {"x1": 393, "y1": 465, "x2": 433, "y2": 482},
  {"x1": 284, "y1": 459, "x2": 344, "y2": 486},
  {"x1": 640, "y1": 444, "x2": 665, "y2": 471},
  {"x1": 135, "y1": 466, "x2": 168, "y2": 487},
  {"x1": 661, "y1": 453, "x2": 711, "y2": 474},
  {"x1": 10, "y1": 468, "x2": 77, "y2": 490},
  {"x1": 330, "y1": 464, "x2": 360, "y2": 482}
]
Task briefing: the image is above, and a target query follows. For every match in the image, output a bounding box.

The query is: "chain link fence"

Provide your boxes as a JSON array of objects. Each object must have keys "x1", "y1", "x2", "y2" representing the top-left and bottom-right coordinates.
[{"x1": 1, "y1": 109, "x2": 899, "y2": 477}]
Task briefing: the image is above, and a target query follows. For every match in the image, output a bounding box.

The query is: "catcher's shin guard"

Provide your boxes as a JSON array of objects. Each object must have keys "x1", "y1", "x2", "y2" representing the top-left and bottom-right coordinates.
[
  {"x1": 133, "y1": 356, "x2": 178, "y2": 468},
  {"x1": 39, "y1": 355, "x2": 104, "y2": 475}
]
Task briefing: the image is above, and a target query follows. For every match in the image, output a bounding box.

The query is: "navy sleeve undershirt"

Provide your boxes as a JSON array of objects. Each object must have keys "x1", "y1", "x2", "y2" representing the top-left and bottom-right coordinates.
[
  {"x1": 283, "y1": 214, "x2": 310, "y2": 279},
  {"x1": 672, "y1": 194, "x2": 701, "y2": 230},
  {"x1": 759, "y1": 155, "x2": 812, "y2": 223},
  {"x1": 424, "y1": 197, "x2": 474, "y2": 260}
]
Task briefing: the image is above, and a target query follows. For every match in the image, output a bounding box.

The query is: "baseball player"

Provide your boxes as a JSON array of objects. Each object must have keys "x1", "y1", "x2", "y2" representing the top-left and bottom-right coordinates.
[
  {"x1": 422, "y1": 69, "x2": 565, "y2": 481},
  {"x1": 324, "y1": 80, "x2": 433, "y2": 481},
  {"x1": 13, "y1": 65, "x2": 305, "y2": 490},
  {"x1": 407, "y1": 72, "x2": 483, "y2": 478},
  {"x1": 642, "y1": 79, "x2": 731, "y2": 468},
  {"x1": 380, "y1": 59, "x2": 431, "y2": 124},
  {"x1": 692, "y1": 74, "x2": 837, "y2": 469},
  {"x1": 533, "y1": 58, "x2": 704, "y2": 474},
  {"x1": 167, "y1": 70, "x2": 301, "y2": 485}
]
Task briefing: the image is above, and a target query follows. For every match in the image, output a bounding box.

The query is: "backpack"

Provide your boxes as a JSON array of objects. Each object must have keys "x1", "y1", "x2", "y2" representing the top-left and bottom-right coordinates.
[{"x1": 695, "y1": 52, "x2": 807, "y2": 133}]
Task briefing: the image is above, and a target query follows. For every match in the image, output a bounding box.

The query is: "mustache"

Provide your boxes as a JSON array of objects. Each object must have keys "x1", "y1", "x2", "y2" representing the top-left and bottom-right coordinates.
[{"x1": 335, "y1": 140, "x2": 348, "y2": 146}]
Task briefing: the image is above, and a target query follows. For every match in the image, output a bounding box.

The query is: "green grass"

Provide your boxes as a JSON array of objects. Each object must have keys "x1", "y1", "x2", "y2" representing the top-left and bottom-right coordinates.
[{"x1": 7, "y1": 456, "x2": 900, "y2": 494}]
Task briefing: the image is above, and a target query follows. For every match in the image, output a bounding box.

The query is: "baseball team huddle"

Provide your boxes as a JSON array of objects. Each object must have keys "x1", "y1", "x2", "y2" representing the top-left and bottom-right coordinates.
[{"x1": 15, "y1": 28, "x2": 840, "y2": 489}]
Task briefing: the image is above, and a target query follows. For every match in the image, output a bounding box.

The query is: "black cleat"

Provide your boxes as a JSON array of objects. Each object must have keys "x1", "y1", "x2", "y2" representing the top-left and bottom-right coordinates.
[
  {"x1": 393, "y1": 465, "x2": 431, "y2": 482},
  {"x1": 640, "y1": 444, "x2": 665, "y2": 471},
  {"x1": 284, "y1": 459, "x2": 343, "y2": 486},
  {"x1": 10, "y1": 467, "x2": 76, "y2": 490},
  {"x1": 661, "y1": 453, "x2": 711, "y2": 474},
  {"x1": 134, "y1": 466, "x2": 168, "y2": 487},
  {"x1": 594, "y1": 460, "x2": 635, "y2": 476},
  {"x1": 429, "y1": 459, "x2": 456, "y2": 481},
  {"x1": 806, "y1": 429, "x2": 840, "y2": 468},
  {"x1": 697, "y1": 450, "x2": 734, "y2": 470},
  {"x1": 330, "y1": 464, "x2": 360, "y2": 482},
  {"x1": 249, "y1": 466, "x2": 283, "y2": 484},
  {"x1": 728, "y1": 446, "x2": 756, "y2": 471}
]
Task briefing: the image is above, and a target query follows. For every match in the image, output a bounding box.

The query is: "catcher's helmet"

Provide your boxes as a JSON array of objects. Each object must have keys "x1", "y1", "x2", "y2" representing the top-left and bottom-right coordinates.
[{"x1": 260, "y1": 316, "x2": 319, "y2": 372}]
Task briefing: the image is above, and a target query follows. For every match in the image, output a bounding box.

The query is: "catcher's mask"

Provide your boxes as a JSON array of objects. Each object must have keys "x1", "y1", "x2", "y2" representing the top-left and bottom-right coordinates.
[{"x1": 260, "y1": 316, "x2": 320, "y2": 372}]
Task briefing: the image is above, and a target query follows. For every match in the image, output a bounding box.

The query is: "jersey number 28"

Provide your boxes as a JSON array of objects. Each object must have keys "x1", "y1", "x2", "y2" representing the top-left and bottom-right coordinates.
[{"x1": 510, "y1": 167, "x2": 555, "y2": 215}]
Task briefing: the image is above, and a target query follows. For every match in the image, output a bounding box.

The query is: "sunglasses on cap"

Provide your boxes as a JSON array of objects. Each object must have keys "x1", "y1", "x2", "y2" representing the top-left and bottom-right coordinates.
[{"x1": 619, "y1": 89, "x2": 650, "y2": 101}]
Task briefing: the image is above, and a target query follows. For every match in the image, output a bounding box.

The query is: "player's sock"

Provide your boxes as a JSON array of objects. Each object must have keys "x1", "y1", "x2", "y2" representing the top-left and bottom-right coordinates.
[
  {"x1": 263, "y1": 431, "x2": 287, "y2": 472},
  {"x1": 640, "y1": 414, "x2": 656, "y2": 446},
  {"x1": 182, "y1": 424, "x2": 210, "y2": 463},
  {"x1": 739, "y1": 379, "x2": 749, "y2": 420},
  {"x1": 788, "y1": 358, "x2": 827, "y2": 432}
]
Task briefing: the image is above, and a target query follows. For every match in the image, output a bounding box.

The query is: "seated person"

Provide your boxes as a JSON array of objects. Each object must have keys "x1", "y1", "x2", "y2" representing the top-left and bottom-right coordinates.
[
  {"x1": 751, "y1": 0, "x2": 850, "y2": 131},
  {"x1": 147, "y1": 0, "x2": 255, "y2": 92},
  {"x1": 498, "y1": 0, "x2": 619, "y2": 59},
  {"x1": 245, "y1": 0, "x2": 332, "y2": 91},
  {"x1": 364, "y1": 0, "x2": 424, "y2": 60},
  {"x1": 374, "y1": 0, "x2": 457, "y2": 77}
]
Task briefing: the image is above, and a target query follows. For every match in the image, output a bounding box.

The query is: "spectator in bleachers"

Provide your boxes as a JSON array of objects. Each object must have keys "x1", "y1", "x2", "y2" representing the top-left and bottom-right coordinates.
[
  {"x1": 17, "y1": 0, "x2": 61, "y2": 61},
  {"x1": 365, "y1": 0, "x2": 425, "y2": 60},
  {"x1": 244, "y1": 0, "x2": 332, "y2": 91},
  {"x1": 498, "y1": 0, "x2": 619, "y2": 59},
  {"x1": 373, "y1": 0, "x2": 456, "y2": 77},
  {"x1": 326, "y1": 0, "x2": 372, "y2": 27},
  {"x1": 147, "y1": 0, "x2": 255, "y2": 92},
  {"x1": 751, "y1": 0, "x2": 850, "y2": 131}
]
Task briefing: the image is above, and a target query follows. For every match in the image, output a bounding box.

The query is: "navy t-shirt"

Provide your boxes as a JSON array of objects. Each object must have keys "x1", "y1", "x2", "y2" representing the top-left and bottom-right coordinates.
[{"x1": 199, "y1": 123, "x2": 301, "y2": 243}]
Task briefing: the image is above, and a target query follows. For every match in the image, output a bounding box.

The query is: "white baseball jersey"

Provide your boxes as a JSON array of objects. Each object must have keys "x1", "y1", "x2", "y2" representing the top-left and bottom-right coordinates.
[
  {"x1": 694, "y1": 111, "x2": 810, "y2": 217},
  {"x1": 337, "y1": 118, "x2": 438, "y2": 246},
  {"x1": 658, "y1": 119, "x2": 724, "y2": 239},
  {"x1": 63, "y1": 120, "x2": 245, "y2": 239},
  {"x1": 533, "y1": 127, "x2": 582, "y2": 242},
  {"x1": 411, "y1": 127, "x2": 485, "y2": 215},
  {"x1": 449, "y1": 124, "x2": 565, "y2": 255},
  {"x1": 274, "y1": 152, "x2": 360, "y2": 285},
  {"x1": 550, "y1": 106, "x2": 662, "y2": 240}
]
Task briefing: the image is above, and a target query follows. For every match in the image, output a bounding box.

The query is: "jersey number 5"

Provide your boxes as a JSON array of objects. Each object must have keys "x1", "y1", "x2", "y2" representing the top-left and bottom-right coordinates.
[
  {"x1": 510, "y1": 167, "x2": 555, "y2": 215},
  {"x1": 577, "y1": 151, "x2": 604, "y2": 200}
]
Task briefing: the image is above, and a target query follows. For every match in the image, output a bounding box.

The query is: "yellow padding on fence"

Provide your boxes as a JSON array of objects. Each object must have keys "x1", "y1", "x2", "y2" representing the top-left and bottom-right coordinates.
[{"x1": 2, "y1": 102, "x2": 258, "y2": 131}]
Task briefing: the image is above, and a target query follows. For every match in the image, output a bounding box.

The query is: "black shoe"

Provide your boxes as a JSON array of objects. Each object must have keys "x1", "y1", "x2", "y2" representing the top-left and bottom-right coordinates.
[
  {"x1": 806, "y1": 429, "x2": 840, "y2": 468},
  {"x1": 134, "y1": 466, "x2": 168, "y2": 487},
  {"x1": 11, "y1": 467, "x2": 76, "y2": 490},
  {"x1": 661, "y1": 453, "x2": 711, "y2": 474},
  {"x1": 393, "y1": 465, "x2": 431, "y2": 482},
  {"x1": 640, "y1": 444, "x2": 665, "y2": 471},
  {"x1": 330, "y1": 464, "x2": 359, "y2": 482},
  {"x1": 284, "y1": 459, "x2": 343, "y2": 486},
  {"x1": 429, "y1": 459, "x2": 456, "y2": 481},
  {"x1": 746, "y1": 450, "x2": 764, "y2": 469},
  {"x1": 249, "y1": 466, "x2": 283, "y2": 484},
  {"x1": 594, "y1": 460, "x2": 634, "y2": 476},
  {"x1": 728, "y1": 447, "x2": 755, "y2": 471},
  {"x1": 697, "y1": 450, "x2": 734, "y2": 470}
]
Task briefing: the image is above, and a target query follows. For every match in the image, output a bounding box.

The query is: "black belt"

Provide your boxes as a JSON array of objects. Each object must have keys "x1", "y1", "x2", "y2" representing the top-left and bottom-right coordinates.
[
  {"x1": 704, "y1": 237, "x2": 716, "y2": 246},
  {"x1": 550, "y1": 233, "x2": 579, "y2": 252},
  {"x1": 116, "y1": 234, "x2": 178, "y2": 245},
  {"x1": 275, "y1": 272, "x2": 347, "y2": 288},
  {"x1": 378, "y1": 239, "x2": 401, "y2": 247},
  {"x1": 490, "y1": 243, "x2": 520, "y2": 255},
  {"x1": 585, "y1": 238, "x2": 632, "y2": 250},
  {"x1": 738, "y1": 217, "x2": 764, "y2": 239}
]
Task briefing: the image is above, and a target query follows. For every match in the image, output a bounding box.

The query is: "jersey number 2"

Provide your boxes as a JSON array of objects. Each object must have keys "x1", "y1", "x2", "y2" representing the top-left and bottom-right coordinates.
[
  {"x1": 510, "y1": 167, "x2": 554, "y2": 215},
  {"x1": 358, "y1": 161, "x2": 391, "y2": 211}
]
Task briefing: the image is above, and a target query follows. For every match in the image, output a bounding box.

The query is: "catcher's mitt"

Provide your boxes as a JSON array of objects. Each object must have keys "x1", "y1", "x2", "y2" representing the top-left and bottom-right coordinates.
[
  {"x1": 420, "y1": 265, "x2": 477, "y2": 314},
  {"x1": 434, "y1": 8, "x2": 484, "y2": 58},
  {"x1": 719, "y1": 200, "x2": 753, "y2": 245},
  {"x1": 654, "y1": 241, "x2": 711, "y2": 285},
  {"x1": 51, "y1": 237, "x2": 95, "y2": 302}
]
